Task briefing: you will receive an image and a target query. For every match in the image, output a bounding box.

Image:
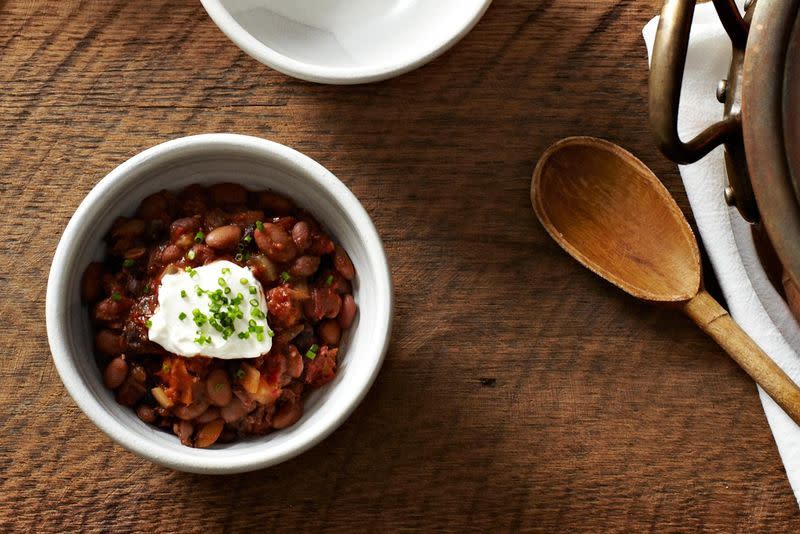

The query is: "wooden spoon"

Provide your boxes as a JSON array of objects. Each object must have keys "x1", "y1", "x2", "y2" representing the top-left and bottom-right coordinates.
[{"x1": 531, "y1": 136, "x2": 800, "y2": 424}]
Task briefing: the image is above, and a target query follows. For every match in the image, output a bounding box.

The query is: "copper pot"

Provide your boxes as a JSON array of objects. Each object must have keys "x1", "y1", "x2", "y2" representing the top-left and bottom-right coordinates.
[{"x1": 650, "y1": 0, "x2": 800, "y2": 295}]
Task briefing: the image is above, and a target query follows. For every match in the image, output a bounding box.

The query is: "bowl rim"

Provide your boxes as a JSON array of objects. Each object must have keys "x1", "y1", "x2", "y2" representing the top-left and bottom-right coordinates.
[
  {"x1": 46, "y1": 133, "x2": 393, "y2": 473},
  {"x1": 199, "y1": 0, "x2": 493, "y2": 84}
]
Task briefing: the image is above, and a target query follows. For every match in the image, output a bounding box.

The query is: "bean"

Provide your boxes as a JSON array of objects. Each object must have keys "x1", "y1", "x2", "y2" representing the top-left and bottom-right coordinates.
[
  {"x1": 95, "y1": 329, "x2": 122, "y2": 356},
  {"x1": 272, "y1": 401, "x2": 303, "y2": 429},
  {"x1": 116, "y1": 379, "x2": 146, "y2": 406},
  {"x1": 319, "y1": 320, "x2": 341, "y2": 345},
  {"x1": 258, "y1": 191, "x2": 294, "y2": 215},
  {"x1": 111, "y1": 218, "x2": 146, "y2": 239},
  {"x1": 123, "y1": 247, "x2": 147, "y2": 260},
  {"x1": 103, "y1": 356, "x2": 128, "y2": 389},
  {"x1": 173, "y1": 420, "x2": 194, "y2": 446},
  {"x1": 81, "y1": 262, "x2": 104, "y2": 302},
  {"x1": 175, "y1": 233, "x2": 194, "y2": 249},
  {"x1": 170, "y1": 216, "x2": 200, "y2": 241},
  {"x1": 195, "y1": 419, "x2": 224, "y2": 448},
  {"x1": 138, "y1": 193, "x2": 168, "y2": 220},
  {"x1": 206, "y1": 369, "x2": 233, "y2": 407},
  {"x1": 205, "y1": 225, "x2": 241, "y2": 251},
  {"x1": 210, "y1": 183, "x2": 248, "y2": 206},
  {"x1": 130, "y1": 364, "x2": 146, "y2": 384},
  {"x1": 136, "y1": 405, "x2": 156, "y2": 424},
  {"x1": 325, "y1": 293, "x2": 342, "y2": 319},
  {"x1": 173, "y1": 398, "x2": 210, "y2": 420},
  {"x1": 291, "y1": 221, "x2": 311, "y2": 251},
  {"x1": 195, "y1": 406, "x2": 221, "y2": 424},
  {"x1": 254, "y1": 223, "x2": 297, "y2": 262},
  {"x1": 338, "y1": 294, "x2": 357, "y2": 329},
  {"x1": 160, "y1": 244, "x2": 183, "y2": 264},
  {"x1": 287, "y1": 347, "x2": 304, "y2": 378},
  {"x1": 334, "y1": 245, "x2": 355, "y2": 280},
  {"x1": 289, "y1": 255, "x2": 320, "y2": 278},
  {"x1": 220, "y1": 397, "x2": 248, "y2": 423}
]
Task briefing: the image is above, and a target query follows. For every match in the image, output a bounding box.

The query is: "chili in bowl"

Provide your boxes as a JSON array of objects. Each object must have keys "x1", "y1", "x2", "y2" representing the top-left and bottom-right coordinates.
[{"x1": 46, "y1": 134, "x2": 392, "y2": 473}]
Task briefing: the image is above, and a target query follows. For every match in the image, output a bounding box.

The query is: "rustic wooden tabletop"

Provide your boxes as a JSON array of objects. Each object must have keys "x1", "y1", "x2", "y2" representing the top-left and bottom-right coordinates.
[{"x1": 2, "y1": 0, "x2": 799, "y2": 531}]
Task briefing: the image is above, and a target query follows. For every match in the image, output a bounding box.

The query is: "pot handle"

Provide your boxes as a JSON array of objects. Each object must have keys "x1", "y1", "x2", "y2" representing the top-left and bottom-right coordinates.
[{"x1": 649, "y1": 0, "x2": 746, "y2": 164}]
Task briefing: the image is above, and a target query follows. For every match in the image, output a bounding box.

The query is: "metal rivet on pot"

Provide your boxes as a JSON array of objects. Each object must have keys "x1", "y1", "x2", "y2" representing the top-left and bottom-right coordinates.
[
  {"x1": 724, "y1": 186, "x2": 736, "y2": 206},
  {"x1": 716, "y1": 79, "x2": 728, "y2": 103}
]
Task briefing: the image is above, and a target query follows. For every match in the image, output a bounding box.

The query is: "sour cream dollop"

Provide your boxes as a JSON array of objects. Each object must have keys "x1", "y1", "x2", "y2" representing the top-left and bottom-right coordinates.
[{"x1": 148, "y1": 260, "x2": 272, "y2": 359}]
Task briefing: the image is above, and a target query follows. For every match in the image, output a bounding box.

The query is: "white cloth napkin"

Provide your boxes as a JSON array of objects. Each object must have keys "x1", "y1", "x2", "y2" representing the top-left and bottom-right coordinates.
[{"x1": 643, "y1": 3, "x2": 800, "y2": 504}]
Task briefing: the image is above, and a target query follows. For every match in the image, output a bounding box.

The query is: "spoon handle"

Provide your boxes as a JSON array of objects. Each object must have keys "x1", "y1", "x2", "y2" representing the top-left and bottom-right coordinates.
[{"x1": 683, "y1": 290, "x2": 800, "y2": 425}]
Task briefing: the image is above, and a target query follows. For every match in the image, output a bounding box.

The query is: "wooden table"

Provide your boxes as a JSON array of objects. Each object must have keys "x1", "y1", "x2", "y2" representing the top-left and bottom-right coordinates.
[{"x1": 2, "y1": 0, "x2": 799, "y2": 530}]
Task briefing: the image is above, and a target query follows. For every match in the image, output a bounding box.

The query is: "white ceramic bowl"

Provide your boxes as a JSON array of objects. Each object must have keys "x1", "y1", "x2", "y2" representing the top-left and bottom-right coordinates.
[
  {"x1": 200, "y1": 0, "x2": 493, "y2": 84},
  {"x1": 46, "y1": 134, "x2": 392, "y2": 474}
]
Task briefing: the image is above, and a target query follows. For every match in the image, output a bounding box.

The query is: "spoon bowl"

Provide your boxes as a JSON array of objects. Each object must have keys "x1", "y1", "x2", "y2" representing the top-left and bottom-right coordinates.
[
  {"x1": 531, "y1": 136, "x2": 800, "y2": 425},
  {"x1": 533, "y1": 136, "x2": 700, "y2": 302}
]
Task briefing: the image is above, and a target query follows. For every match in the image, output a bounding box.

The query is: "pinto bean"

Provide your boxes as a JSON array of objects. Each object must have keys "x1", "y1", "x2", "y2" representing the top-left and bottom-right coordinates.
[
  {"x1": 160, "y1": 244, "x2": 183, "y2": 264},
  {"x1": 254, "y1": 223, "x2": 297, "y2": 262},
  {"x1": 220, "y1": 397, "x2": 248, "y2": 423},
  {"x1": 205, "y1": 225, "x2": 241, "y2": 251},
  {"x1": 124, "y1": 247, "x2": 147, "y2": 260},
  {"x1": 287, "y1": 347, "x2": 304, "y2": 378},
  {"x1": 138, "y1": 193, "x2": 169, "y2": 220},
  {"x1": 289, "y1": 255, "x2": 320, "y2": 278},
  {"x1": 195, "y1": 406, "x2": 221, "y2": 424},
  {"x1": 173, "y1": 398, "x2": 210, "y2": 421},
  {"x1": 136, "y1": 405, "x2": 156, "y2": 423},
  {"x1": 195, "y1": 419, "x2": 225, "y2": 448},
  {"x1": 206, "y1": 369, "x2": 233, "y2": 407},
  {"x1": 291, "y1": 221, "x2": 311, "y2": 251},
  {"x1": 272, "y1": 401, "x2": 303, "y2": 429},
  {"x1": 111, "y1": 218, "x2": 146, "y2": 239},
  {"x1": 170, "y1": 216, "x2": 200, "y2": 242},
  {"x1": 319, "y1": 320, "x2": 341, "y2": 345},
  {"x1": 95, "y1": 329, "x2": 123, "y2": 356},
  {"x1": 116, "y1": 378, "x2": 146, "y2": 406},
  {"x1": 174, "y1": 420, "x2": 194, "y2": 446},
  {"x1": 334, "y1": 245, "x2": 355, "y2": 280},
  {"x1": 103, "y1": 356, "x2": 128, "y2": 389},
  {"x1": 210, "y1": 183, "x2": 248, "y2": 206},
  {"x1": 81, "y1": 262, "x2": 104, "y2": 302},
  {"x1": 258, "y1": 191, "x2": 294, "y2": 215},
  {"x1": 338, "y1": 294, "x2": 357, "y2": 329},
  {"x1": 94, "y1": 297, "x2": 129, "y2": 322}
]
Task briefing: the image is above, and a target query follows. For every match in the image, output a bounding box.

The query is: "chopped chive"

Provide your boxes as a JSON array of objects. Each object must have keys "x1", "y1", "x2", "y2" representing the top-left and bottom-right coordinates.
[
  {"x1": 214, "y1": 382, "x2": 224, "y2": 391},
  {"x1": 194, "y1": 231, "x2": 205, "y2": 243},
  {"x1": 248, "y1": 286, "x2": 257, "y2": 295},
  {"x1": 255, "y1": 220, "x2": 264, "y2": 231},
  {"x1": 325, "y1": 275, "x2": 334, "y2": 286},
  {"x1": 145, "y1": 319, "x2": 153, "y2": 329},
  {"x1": 221, "y1": 267, "x2": 231, "y2": 274},
  {"x1": 240, "y1": 278, "x2": 249, "y2": 285},
  {"x1": 224, "y1": 287, "x2": 231, "y2": 294},
  {"x1": 218, "y1": 277, "x2": 226, "y2": 286},
  {"x1": 180, "y1": 289, "x2": 187, "y2": 298},
  {"x1": 268, "y1": 329, "x2": 275, "y2": 338},
  {"x1": 123, "y1": 259, "x2": 135, "y2": 268},
  {"x1": 235, "y1": 369, "x2": 245, "y2": 379},
  {"x1": 280, "y1": 271, "x2": 291, "y2": 282},
  {"x1": 111, "y1": 291, "x2": 121, "y2": 302},
  {"x1": 249, "y1": 298, "x2": 259, "y2": 307},
  {"x1": 187, "y1": 249, "x2": 196, "y2": 260},
  {"x1": 162, "y1": 363, "x2": 170, "y2": 372},
  {"x1": 243, "y1": 234, "x2": 252, "y2": 243},
  {"x1": 305, "y1": 344, "x2": 319, "y2": 359},
  {"x1": 178, "y1": 312, "x2": 187, "y2": 321},
  {"x1": 234, "y1": 253, "x2": 243, "y2": 262}
]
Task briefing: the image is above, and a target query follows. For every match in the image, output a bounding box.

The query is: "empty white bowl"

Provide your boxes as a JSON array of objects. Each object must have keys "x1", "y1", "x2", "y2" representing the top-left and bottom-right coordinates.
[
  {"x1": 46, "y1": 134, "x2": 393, "y2": 474},
  {"x1": 200, "y1": 0, "x2": 493, "y2": 84}
]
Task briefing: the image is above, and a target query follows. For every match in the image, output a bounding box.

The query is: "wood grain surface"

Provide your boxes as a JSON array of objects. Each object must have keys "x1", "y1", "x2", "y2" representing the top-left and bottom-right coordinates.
[{"x1": 2, "y1": 0, "x2": 799, "y2": 531}]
